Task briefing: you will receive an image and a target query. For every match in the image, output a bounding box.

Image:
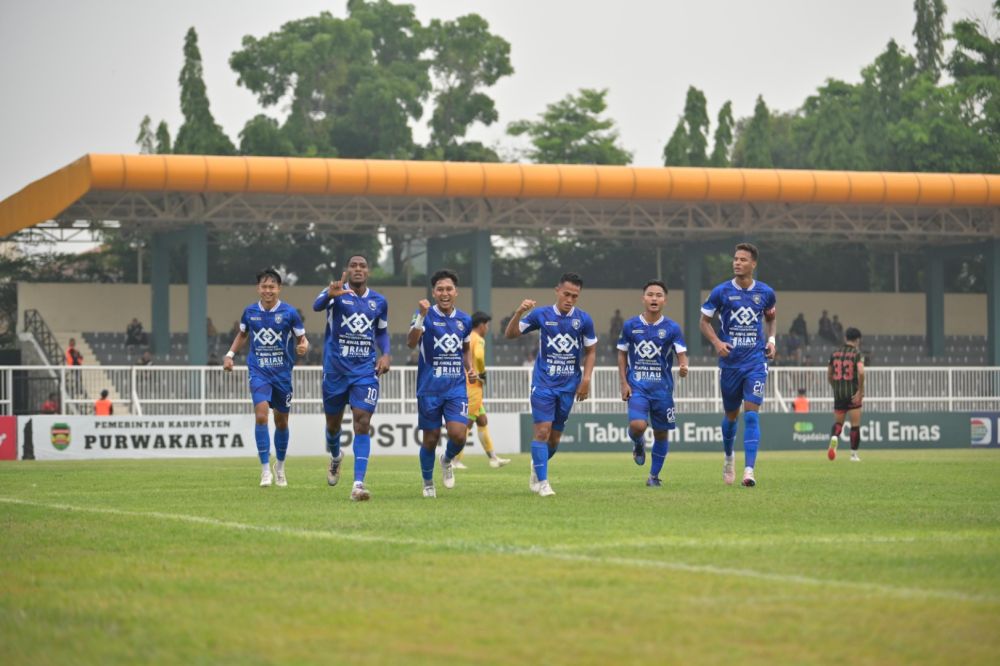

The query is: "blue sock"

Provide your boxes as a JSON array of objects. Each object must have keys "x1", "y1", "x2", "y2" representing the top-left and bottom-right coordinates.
[
  {"x1": 326, "y1": 430, "x2": 342, "y2": 459},
  {"x1": 444, "y1": 439, "x2": 464, "y2": 462},
  {"x1": 744, "y1": 411, "x2": 760, "y2": 469},
  {"x1": 353, "y1": 433, "x2": 371, "y2": 483},
  {"x1": 419, "y1": 447, "x2": 435, "y2": 482},
  {"x1": 650, "y1": 438, "x2": 669, "y2": 477},
  {"x1": 531, "y1": 440, "x2": 549, "y2": 481},
  {"x1": 547, "y1": 441, "x2": 559, "y2": 460},
  {"x1": 721, "y1": 418, "x2": 737, "y2": 457},
  {"x1": 254, "y1": 424, "x2": 270, "y2": 464},
  {"x1": 274, "y1": 427, "x2": 289, "y2": 461}
]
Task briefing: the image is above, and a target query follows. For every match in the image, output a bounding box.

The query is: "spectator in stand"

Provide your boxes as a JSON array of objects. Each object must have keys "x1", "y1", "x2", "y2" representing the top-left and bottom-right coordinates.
[
  {"x1": 785, "y1": 332, "x2": 803, "y2": 365},
  {"x1": 609, "y1": 309, "x2": 624, "y2": 348},
  {"x1": 95, "y1": 389, "x2": 113, "y2": 416},
  {"x1": 207, "y1": 317, "x2": 218, "y2": 339},
  {"x1": 65, "y1": 338, "x2": 83, "y2": 367},
  {"x1": 499, "y1": 314, "x2": 513, "y2": 340},
  {"x1": 65, "y1": 338, "x2": 84, "y2": 394},
  {"x1": 137, "y1": 350, "x2": 154, "y2": 366},
  {"x1": 789, "y1": 313, "x2": 809, "y2": 347},
  {"x1": 831, "y1": 315, "x2": 844, "y2": 344},
  {"x1": 793, "y1": 388, "x2": 810, "y2": 413},
  {"x1": 228, "y1": 320, "x2": 241, "y2": 341},
  {"x1": 818, "y1": 310, "x2": 835, "y2": 344},
  {"x1": 126, "y1": 318, "x2": 148, "y2": 346},
  {"x1": 207, "y1": 351, "x2": 221, "y2": 366},
  {"x1": 40, "y1": 392, "x2": 59, "y2": 414}
]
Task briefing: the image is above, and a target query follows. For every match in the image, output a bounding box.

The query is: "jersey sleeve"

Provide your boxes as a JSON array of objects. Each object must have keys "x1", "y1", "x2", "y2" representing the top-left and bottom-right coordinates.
[
  {"x1": 378, "y1": 297, "x2": 389, "y2": 329},
  {"x1": 462, "y1": 314, "x2": 473, "y2": 343},
  {"x1": 582, "y1": 313, "x2": 598, "y2": 348},
  {"x1": 312, "y1": 288, "x2": 331, "y2": 312},
  {"x1": 518, "y1": 307, "x2": 541, "y2": 334},
  {"x1": 701, "y1": 285, "x2": 723, "y2": 318},
  {"x1": 764, "y1": 287, "x2": 777, "y2": 318},
  {"x1": 288, "y1": 307, "x2": 305, "y2": 337},
  {"x1": 671, "y1": 322, "x2": 688, "y2": 353},
  {"x1": 239, "y1": 307, "x2": 249, "y2": 333}
]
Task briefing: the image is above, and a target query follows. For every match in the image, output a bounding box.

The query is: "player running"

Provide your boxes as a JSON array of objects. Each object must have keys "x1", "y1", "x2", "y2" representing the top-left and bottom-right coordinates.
[
  {"x1": 453, "y1": 311, "x2": 511, "y2": 470},
  {"x1": 312, "y1": 255, "x2": 391, "y2": 502},
  {"x1": 407, "y1": 269, "x2": 477, "y2": 498},
  {"x1": 699, "y1": 243, "x2": 776, "y2": 487},
  {"x1": 617, "y1": 280, "x2": 688, "y2": 487},
  {"x1": 827, "y1": 327, "x2": 865, "y2": 462},
  {"x1": 224, "y1": 268, "x2": 308, "y2": 487},
  {"x1": 505, "y1": 272, "x2": 597, "y2": 497}
]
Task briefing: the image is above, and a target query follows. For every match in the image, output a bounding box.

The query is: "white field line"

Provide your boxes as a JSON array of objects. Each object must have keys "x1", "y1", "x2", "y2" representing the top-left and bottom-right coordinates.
[
  {"x1": 548, "y1": 531, "x2": 1000, "y2": 551},
  {"x1": 1, "y1": 497, "x2": 996, "y2": 605}
]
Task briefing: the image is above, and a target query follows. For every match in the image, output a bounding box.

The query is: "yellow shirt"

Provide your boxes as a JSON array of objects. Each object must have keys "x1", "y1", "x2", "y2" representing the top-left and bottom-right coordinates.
[{"x1": 466, "y1": 330, "x2": 486, "y2": 390}]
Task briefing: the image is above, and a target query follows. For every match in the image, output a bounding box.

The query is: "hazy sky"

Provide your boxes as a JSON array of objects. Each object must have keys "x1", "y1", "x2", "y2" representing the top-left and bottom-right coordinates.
[{"x1": 0, "y1": 0, "x2": 994, "y2": 201}]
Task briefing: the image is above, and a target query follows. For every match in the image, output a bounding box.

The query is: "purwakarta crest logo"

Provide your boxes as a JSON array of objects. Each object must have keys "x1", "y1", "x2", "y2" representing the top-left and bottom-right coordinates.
[
  {"x1": 51, "y1": 423, "x2": 71, "y2": 450},
  {"x1": 658, "y1": 328, "x2": 667, "y2": 339},
  {"x1": 369, "y1": 300, "x2": 377, "y2": 310},
  {"x1": 275, "y1": 314, "x2": 283, "y2": 324}
]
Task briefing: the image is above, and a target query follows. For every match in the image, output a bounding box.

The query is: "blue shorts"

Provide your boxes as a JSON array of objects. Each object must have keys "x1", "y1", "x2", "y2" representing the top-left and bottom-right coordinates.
[
  {"x1": 323, "y1": 372, "x2": 379, "y2": 415},
  {"x1": 531, "y1": 386, "x2": 576, "y2": 432},
  {"x1": 627, "y1": 391, "x2": 676, "y2": 431},
  {"x1": 249, "y1": 377, "x2": 293, "y2": 414},
  {"x1": 418, "y1": 394, "x2": 468, "y2": 431},
  {"x1": 720, "y1": 364, "x2": 768, "y2": 413}
]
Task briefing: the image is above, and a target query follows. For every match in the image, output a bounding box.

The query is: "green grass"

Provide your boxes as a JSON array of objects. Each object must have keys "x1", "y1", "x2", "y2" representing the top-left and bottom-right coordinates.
[{"x1": 1, "y1": 450, "x2": 999, "y2": 665}]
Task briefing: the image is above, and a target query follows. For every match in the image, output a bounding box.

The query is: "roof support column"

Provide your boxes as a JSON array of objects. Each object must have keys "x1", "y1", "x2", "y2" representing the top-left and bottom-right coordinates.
[
  {"x1": 187, "y1": 224, "x2": 208, "y2": 366},
  {"x1": 472, "y1": 230, "x2": 493, "y2": 365},
  {"x1": 150, "y1": 232, "x2": 171, "y2": 358},
  {"x1": 683, "y1": 246, "x2": 704, "y2": 358},
  {"x1": 925, "y1": 251, "x2": 944, "y2": 358},
  {"x1": 988, "y1": 239, "x2": 1000, "y2": 366}
]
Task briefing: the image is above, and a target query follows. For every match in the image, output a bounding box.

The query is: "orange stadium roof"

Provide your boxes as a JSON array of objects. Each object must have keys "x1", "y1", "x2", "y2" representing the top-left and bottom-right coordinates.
[{"x1": 2, "y1": 153, "x2": 998, "y2": 240}]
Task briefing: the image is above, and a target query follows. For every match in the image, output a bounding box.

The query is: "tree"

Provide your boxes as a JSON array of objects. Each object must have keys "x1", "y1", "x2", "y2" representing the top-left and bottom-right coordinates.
[
  {"x1": 709, "y1": 100, "x2": 734, "y2": 167},
  {"x1": 136, "y1": 116, "x2": 155, "y2": 154},
  {"x1": 155, "y1": 121, "x2": 172, "y2": 154},
  {"x1": 949, "y1": 0, "x2": 1000, "y2": 170},
  {"x1": 508, "y1": 88, "x2": 632, "y2": 165},
  {"x1": 173, "y1": 28, "x2": 236, "y2": 155},
  {"x1": 239, "y1": 114, "x2": 296, "y2": 156},
  {"x1": 795, "y1": 79, "x2": 869, "y2": 170},
  {"x1": 426, "y1": 13, "x2": 513, "y2": 159},
  {"x1": 913, "y1": 0, "x2": 947, "y2": 81},
  {"x1": 741, "y1": 96, "x2": 774, "y2": 168},
  {"x1": 661, "y1": 86, "x2": 710, "y2": 166}
]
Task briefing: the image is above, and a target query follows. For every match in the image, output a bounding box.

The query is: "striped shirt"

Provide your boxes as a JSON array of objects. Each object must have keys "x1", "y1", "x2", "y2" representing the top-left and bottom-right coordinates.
[{"x1": 829, "y1": 344, "x2": 863, "y2": 403}]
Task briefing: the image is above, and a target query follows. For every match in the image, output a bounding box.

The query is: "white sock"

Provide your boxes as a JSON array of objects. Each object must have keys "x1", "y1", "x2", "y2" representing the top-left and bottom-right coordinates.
[
  {"x1": 261, "y1": 462, "x2": 269, "y2": 472},
  {"x1": 275, "y1": 459, "x2": 284, "y2": 472}
]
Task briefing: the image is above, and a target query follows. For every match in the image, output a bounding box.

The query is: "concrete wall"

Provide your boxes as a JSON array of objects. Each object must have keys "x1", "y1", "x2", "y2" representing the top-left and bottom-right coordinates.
[{"x1": 18, "y1": 282, "x2": 987, "y2": 337}]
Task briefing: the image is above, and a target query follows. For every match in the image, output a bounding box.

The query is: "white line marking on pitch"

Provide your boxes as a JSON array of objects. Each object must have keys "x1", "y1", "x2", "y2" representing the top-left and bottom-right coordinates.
[
  {"x1": 547, "y1": 531, "x2": 1000, "y2": 551},
  {"x1": 2, "y1": 497, "x2": 995, "y2": 605}
]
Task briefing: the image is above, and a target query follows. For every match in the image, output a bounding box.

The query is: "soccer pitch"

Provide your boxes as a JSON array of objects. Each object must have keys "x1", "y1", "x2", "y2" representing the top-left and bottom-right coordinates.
[{"x1": 2, "y1": 450, "x2": 998, "y2": 665}]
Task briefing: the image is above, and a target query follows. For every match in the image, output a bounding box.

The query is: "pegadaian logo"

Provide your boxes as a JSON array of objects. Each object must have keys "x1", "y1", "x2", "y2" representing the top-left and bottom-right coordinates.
[
  {"x1": 793, "y1": 421, "x2": 814, "y2": 433},
  {"x1": 51, "y1": 423, "x2": 71, "y2": 450}
]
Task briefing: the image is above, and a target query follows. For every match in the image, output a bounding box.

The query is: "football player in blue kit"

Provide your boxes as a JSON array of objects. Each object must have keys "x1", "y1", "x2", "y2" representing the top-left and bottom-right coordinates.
[
  {"x1": 504, "y1": 272, "x2": 597, "y2": 497},
  {"x1": 224, "y1": 268, "x2": 308, "y2": 487},
  {"x1": 406, "y1": 269, "x2": 477, "y2": 498},
  {"x1": 617, "y1": 280, "x2": 688, "y2": 487},
  {"x1": 699, "y1": 243, "x2": 777, "y2": 487},
  {"x1": 313, "y1": 255, "x2": 391, "y2": 502}
]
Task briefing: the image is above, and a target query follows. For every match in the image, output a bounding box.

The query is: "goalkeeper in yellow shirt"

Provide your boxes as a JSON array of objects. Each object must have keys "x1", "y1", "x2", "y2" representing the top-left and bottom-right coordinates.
[{"x1": 453, "y1": 311, "x2": 511, "y2": 469}]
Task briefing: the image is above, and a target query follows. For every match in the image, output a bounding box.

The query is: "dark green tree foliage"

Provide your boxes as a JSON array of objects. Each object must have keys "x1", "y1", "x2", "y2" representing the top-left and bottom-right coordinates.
[
  {"x1": 949, "y1": 0, "x2": 1000, "y2": 171},
  {"x1": 795, "y1": 79, "x2": 870, "y2": 170},
  {"x1": 155, "y1": 121, "x2": 172, "y2": 154},
  {"x1": 508, "y1": 88, "x2": 632, "y2": 165},
  {"x1": 913, "y1": 0, "x2": 947, "y2": 81},
  {"x1": 426, "y1": 13, "x2": 513, "y2": 160},
  {"x1": 742, "y1": 96, "x2": 774, "y2": 168},
  {"x1": 136, "y1": 116, "x2": 155, "y2": 154},
  {"x1": 662, "y1": 118, "x2": 689, "y2": 165},
  {"x1": 662, "y1": 86, "x2": 710, "y2": 166},
  {"x1": 173, "y1": 28, "x2": 236, "y2": 155},
  {"x1": 239, "y1": 115, "x2": 296, "y2": 156},
  {"x1": 710, "y1": 101, "x2": 734, "y2": 166}
]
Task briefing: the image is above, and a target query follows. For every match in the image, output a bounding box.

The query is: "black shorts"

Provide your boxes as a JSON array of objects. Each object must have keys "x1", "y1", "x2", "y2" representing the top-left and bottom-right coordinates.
[{"x1": 834, "y1": 398, "x2": 862, "y2": 413}]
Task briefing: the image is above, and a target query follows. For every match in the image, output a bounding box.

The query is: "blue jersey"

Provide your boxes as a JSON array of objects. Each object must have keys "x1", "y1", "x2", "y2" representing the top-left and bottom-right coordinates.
[
  {"x1": 313, "y1": 287, "x2": 389, "y2": 379},
  {"x1": 414, "y1": 305, "x2": 472, "y2": 398},
  {"x1": 519, "y1": 305, "x2": 598, "y2": 392},
  {"x1": 239, "y1": 300, "x2": 305, "y2": 384},
  {"x1": 617, "y1": 315, "x2": 687, "y2": 395},
  {"x1": 701, "y1": 279, "x2": 777, "y2": 370}
]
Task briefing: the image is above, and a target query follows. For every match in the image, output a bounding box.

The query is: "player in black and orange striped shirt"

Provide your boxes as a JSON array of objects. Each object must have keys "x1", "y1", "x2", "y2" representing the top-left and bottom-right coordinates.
[{"x1": 827, "y1": 327, "x2": 865, "y2": 461}]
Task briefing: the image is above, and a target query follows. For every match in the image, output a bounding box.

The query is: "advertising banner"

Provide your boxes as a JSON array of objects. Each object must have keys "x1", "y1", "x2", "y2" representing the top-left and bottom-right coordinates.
[
  {"x1": 970, "y1": 413, "x2": 999, "y2": 447},
  {"x1": 519, "y1": 412, "x2": 972, "y2": 452},
  {"x1": 11, "y1": 413, "x2": 519, "y2": 461}
]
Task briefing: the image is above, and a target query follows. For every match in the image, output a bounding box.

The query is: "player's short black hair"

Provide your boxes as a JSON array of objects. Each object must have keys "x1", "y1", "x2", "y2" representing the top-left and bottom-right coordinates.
[
  {"x1": 346, "y1": 254, "x2": 369, "y2": 266},
  {"x1": 735, "y1": 242, "x2": 759, "y2": 261},
  {"x1": 256, "y1": 268, "x2": 282, "y2": 285},
  {"x1": 846, "y1": 327, "x2": 862, "y2": 341},
  {"x1": 471, "y1": 311, "x2": 492, "y2": 328},
  {"x1": 431, "y1": 269, "x2": 459, "y2": 287},
  {"x1": 100, "y1": 389, "x2": 109, "y2": 398},
  {"x1": 558, "y1": 272, "x2": 584, "y2": 288},
  {"x1": 643, "y1": 279, "x2": 668, "y2": 295}
]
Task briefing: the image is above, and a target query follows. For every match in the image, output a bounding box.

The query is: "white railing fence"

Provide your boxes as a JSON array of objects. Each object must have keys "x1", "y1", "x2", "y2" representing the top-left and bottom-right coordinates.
[{"x1": 2, "y1": 365, "x2": 998, "y2": 416}]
